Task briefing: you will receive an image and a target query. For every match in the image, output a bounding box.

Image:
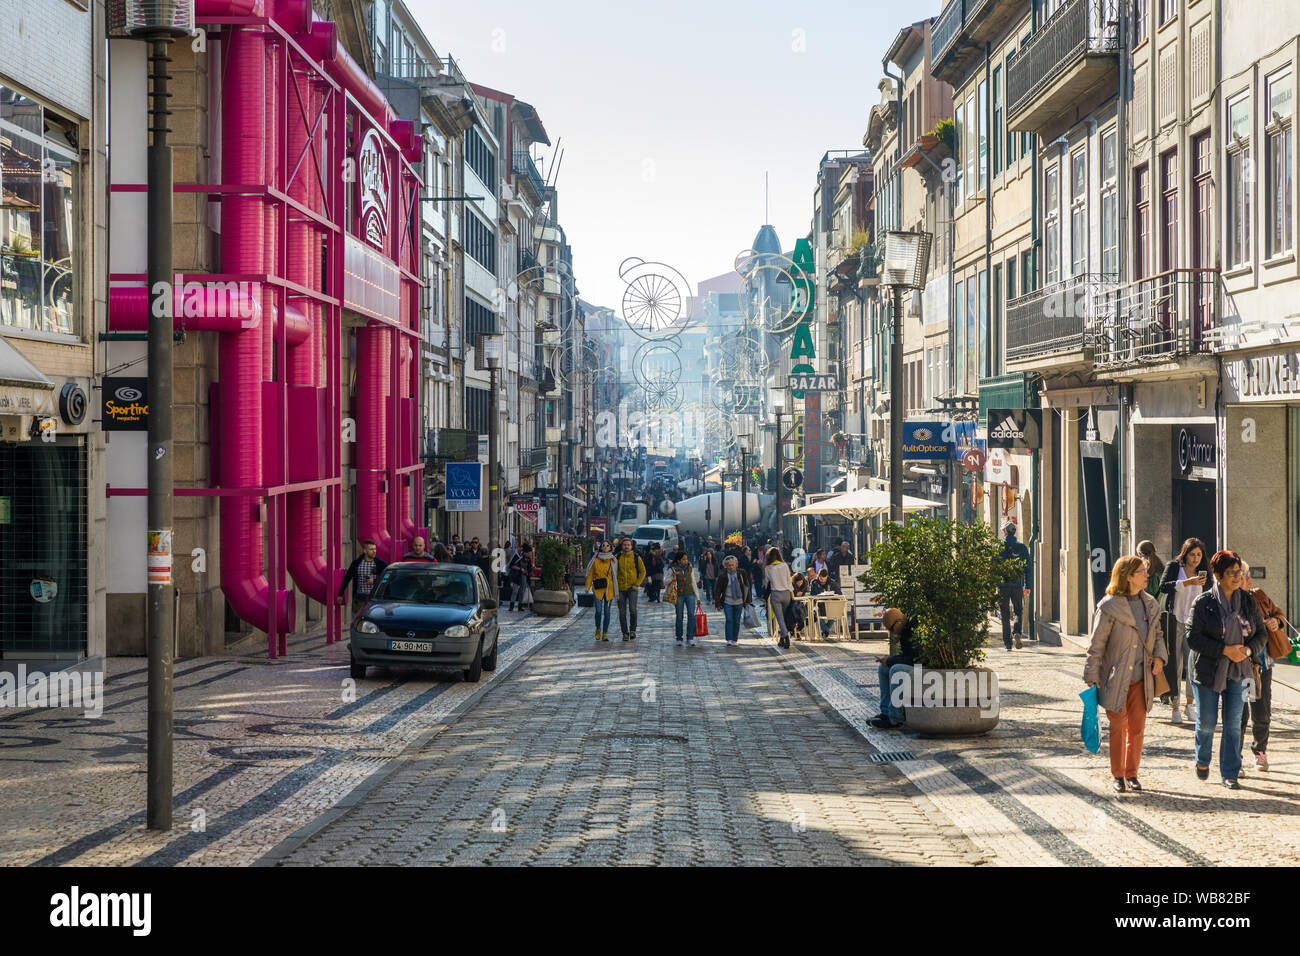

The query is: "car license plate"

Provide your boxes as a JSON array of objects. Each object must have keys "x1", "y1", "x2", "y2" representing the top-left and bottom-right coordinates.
[{"x1": 388, "y1": 640, "x2": 433, "y2": 653}]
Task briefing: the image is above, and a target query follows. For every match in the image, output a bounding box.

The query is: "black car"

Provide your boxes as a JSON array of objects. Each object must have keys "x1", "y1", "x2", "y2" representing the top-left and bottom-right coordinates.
[{"x1": 349, "y1": 562, "x2": 500, "y2": 682}]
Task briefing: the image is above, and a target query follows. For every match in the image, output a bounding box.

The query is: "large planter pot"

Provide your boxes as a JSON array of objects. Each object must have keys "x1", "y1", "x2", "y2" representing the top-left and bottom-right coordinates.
[
  {"x1": 895, "y1": 664, "x2": 1001, "y2": 736},
  {"x1": 532, "y1": 588, "x2": 573, "y2": 617}
]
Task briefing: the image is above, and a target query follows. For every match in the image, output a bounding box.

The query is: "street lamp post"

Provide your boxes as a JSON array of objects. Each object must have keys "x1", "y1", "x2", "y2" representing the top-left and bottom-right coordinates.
[
  {"x1": 881, "y1": 230, "x2": 933, "y2": 526},
  {"x1": 771, "y1": 391, "x2": 786, "y2": 546},
  {"x1": 477, "y1": 333, "x2": 503, "y2": 587}
]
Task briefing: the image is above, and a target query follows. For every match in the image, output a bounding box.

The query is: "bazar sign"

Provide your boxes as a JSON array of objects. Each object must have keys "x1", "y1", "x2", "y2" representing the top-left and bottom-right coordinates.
[
  {"x1": 902, "y1": 421, "x2": 954, "y2": 460},
  {"x1": 1228, "y1": 352, "x2": 1300, "y2": 401},
  {"x1": 787, "y1": 373, "x2": 836, "y2": 392}
]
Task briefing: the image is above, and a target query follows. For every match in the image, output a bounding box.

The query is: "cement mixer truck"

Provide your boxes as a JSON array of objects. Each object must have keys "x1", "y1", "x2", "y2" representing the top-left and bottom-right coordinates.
[{"x1": 656, "y1": 491, "x2": 776, "y2": 536}]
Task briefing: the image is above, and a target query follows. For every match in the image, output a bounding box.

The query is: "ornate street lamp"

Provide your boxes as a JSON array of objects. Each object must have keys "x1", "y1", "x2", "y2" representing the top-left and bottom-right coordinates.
[{"x1": 881, "y1": 230, "x2": 932, "y2": 525}]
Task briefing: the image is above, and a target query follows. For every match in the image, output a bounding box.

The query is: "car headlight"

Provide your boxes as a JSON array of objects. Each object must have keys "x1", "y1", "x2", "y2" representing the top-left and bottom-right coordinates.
[
  {"x1": 444, "y1": 625, "x2": 470, "y2": 638},
  {"x1": 357, "y1": 620, "x2": 379, "y2": 634}
]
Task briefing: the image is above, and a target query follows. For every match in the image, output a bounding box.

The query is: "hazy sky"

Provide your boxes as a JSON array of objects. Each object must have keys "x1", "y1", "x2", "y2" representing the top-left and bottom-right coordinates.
[{"x1": 408, "y1": 0, "x2": 931, "y2": 313}]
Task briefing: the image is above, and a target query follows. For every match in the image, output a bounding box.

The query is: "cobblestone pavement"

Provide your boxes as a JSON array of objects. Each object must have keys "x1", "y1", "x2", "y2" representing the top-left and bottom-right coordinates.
[
  {"x1": 0, "y1": 610, "x2": 577, "y2": 867},
  {"x1": 266, "y1": 600, "x2": 988, "y2": 866}
]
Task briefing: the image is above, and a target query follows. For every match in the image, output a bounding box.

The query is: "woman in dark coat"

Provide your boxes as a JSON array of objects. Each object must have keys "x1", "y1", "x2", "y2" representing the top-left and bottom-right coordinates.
[
  {"x1": 1156, "y1": 537, "x2": 1209, "y2": 723},
  {"x1": 1186, "y1": 550, "x2": 1268, "y2": 789}
]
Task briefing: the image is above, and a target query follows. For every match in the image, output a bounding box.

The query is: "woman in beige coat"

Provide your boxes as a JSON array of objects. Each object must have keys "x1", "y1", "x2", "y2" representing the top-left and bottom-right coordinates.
[{"x1": 1083, "y1": 555, "x2": 1168, "y2": 793}]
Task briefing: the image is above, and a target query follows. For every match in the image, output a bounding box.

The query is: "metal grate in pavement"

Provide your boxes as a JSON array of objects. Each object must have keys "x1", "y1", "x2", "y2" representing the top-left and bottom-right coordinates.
[
  {"x1": 869, "y1": 751, "x2": 917, "y2": 763},
  {"x1": 589, "y1": 734, "x2": 687, "y2": 745}
]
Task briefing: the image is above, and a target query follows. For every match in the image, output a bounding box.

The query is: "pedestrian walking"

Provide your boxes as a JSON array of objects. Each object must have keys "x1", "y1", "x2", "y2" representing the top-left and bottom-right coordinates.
[
  {"x1": 645, "y1": 544, "x2": 664, "y2": 602},
  {"x1": 614, "y1": 537, "x2": 647, "y2": 641},
  {"x1": 997, "y1": 522, "x2": 1032, "y2": 650},
  {"x1": 669, "y1": 551, "x2": 700, "y2": 646},
  {"x1": 1156, "y1": 537, "x2": 1209, "y2": 723},
  {"x1": 506, "y1": 543, "x2": 534, "y2": 611},
  {"x1": 585, "y1": 540, "x2": 619, "y2": 642},
  {"x1": 763, "y1": 546, "x2": 794, "y2": 649},
  {"x1": 402, "y1": 536, "x2": 434, "y2": 562},
  {"x1": 1241, "y1": 562, "x2": 1284, "y2": 772},
  {"x1": 698, "y1": 548, "x2": 718, "y2": 603},
  {"x1": 713, "y1": 555, "x2": 752, "y2": 646},
  {"x1": 1136, "y1": 540, "x2": 1164, "y2": 599},
  {"x1": 1187, "y1": 550, "x2": 1267, "y2": 789},
  {"x1": 1083, "y1": 555, "x2": 1167, "y2": 793},
  {"x1": 338, "y1": 539, "x2": 388, "y2": 612}
]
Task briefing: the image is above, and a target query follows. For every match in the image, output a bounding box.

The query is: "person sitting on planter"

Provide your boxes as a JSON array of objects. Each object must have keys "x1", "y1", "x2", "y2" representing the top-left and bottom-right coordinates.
[
  {"x1": 1083, "y1": 555, "x2": 1167, "y2": 793},
  {"x1": 870, "y1": 608, "x2": 917, "y2": 730}
]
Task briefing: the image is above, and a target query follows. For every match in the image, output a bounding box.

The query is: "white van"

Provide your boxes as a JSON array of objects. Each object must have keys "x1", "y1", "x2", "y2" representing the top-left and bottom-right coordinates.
[{"x1": 631, "y1": 523, "x2": 679, "y2": 553}]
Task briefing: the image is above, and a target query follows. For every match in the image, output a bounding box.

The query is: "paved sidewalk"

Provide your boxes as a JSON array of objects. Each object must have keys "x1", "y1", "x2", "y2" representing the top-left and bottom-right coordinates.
[
  {"x1": 780, "y1": 628, "x2": 1300, "y2": 866},
  {"x1": 0, "y1": 609, "x2": 576, "y2": 867},
  {"x1": 267, "y1": 597, "x2": 988, "y2": 866}
]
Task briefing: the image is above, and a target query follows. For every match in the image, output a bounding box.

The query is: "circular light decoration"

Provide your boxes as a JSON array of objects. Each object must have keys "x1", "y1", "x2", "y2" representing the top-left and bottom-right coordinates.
[
  {"x1": 618, "y1": 258, "x2": 693, "y2": 340},
  {"x1": 734, "y1": 247, "x2": 808, "y2": 335}
]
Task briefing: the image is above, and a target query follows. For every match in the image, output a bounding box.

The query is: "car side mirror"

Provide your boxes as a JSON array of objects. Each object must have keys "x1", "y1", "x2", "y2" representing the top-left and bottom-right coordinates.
[{"x1": 480, "y1": 598, "x2": 498, "y2": 611}]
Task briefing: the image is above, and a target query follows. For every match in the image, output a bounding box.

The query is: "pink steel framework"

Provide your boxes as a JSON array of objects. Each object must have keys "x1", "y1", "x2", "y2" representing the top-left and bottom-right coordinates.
[{"x1": 107, "y1": 0, "x2": 425, "y2": 657}]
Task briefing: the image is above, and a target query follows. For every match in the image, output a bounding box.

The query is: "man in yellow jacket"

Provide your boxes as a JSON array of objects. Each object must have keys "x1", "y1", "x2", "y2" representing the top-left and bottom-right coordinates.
[{"x1": 614, "y1": 538, "x2": 648, "y2": 642}]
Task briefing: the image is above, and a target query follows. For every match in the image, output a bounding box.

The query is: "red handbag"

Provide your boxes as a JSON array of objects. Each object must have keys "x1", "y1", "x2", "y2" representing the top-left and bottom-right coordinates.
[{"x1": 694, "y1": 609, "x2": 709, "y2": 636}]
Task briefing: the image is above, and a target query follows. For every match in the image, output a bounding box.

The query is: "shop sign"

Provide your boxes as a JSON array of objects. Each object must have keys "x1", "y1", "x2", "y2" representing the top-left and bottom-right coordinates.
[
  {"x1": 1227, "y1": 352, "x2": 1300, "y2": 401},
  {"x1": 902, "y1": 421, "x2": 954, "y2": 460},
  {"x1": 987, "y1": 408, "x2": 1042, "y2": 449},
  {"x1": 1175, "y1": 424, "x2": 1216, "y2": 477},
  {"x1": 787, "y1": 373, "x2": 835, "y2": 392},
  {"x1": 101, "y1": 377, "x2": 149, "y2": 431},
  {"x1": 984, "y1": 448, "x2": 1014, "y2": 486},
  {"x1": 358, "y1": 128, "x2": 390, "y2": 249},
  {"x1": 961, "y1": 447, "x2": 986, "y2": 473},
  {"x1": 445, "y1": 462, "x2": 484, "y2": 512}
]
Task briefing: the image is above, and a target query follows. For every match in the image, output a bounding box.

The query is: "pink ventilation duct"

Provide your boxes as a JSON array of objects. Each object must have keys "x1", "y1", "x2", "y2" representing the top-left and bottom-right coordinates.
[
  {"x1": 355, "y1": 326, "x2": 393, "y2": 559},
  {"x1": 218, "y1": 22, "x2": 293, "y2": 634},
  {"x1": 284, "y1": 55, "x2": 330, "y2": 605},
  {"x1": 107, "y1": 286, "x2": 314, "y2": 343}
]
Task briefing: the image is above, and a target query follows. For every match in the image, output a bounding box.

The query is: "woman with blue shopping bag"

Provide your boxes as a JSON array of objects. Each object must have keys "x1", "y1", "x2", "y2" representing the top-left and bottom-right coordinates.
[{"x1": 1083, "y1": 556, "x2": 1167, "y2": 793}]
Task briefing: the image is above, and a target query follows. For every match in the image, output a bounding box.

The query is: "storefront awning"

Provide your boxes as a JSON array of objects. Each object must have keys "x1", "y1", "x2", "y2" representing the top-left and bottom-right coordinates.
[
  {"x1": 0, "y1": 338, "x2": 54, "y2": 416},
  {"x1": 564, "y1": 493, "x2": 586, "y2": 507}
]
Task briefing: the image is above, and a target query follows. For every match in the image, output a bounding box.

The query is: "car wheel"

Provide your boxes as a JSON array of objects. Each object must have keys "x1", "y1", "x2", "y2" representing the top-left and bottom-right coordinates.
[
  {"x1": 350, "y1": 656, "x2": 367, "y2": 680},
  {"x1": 482, "y1": 631, "x2": 499, "y2": 671},
  {"x1": 463, "y1": 637, "x2": 484, "y2": 682}
]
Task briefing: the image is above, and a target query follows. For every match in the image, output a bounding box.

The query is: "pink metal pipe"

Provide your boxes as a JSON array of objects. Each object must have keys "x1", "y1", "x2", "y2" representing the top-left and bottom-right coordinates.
[
  {"x1": 356, "y1": 325, "x2": 393, "y2": 559},
  {"x1": 107, "y1": 286, "x2": 313, "y2": 343},
  {"x1": 219, "y1": 24, "x2": 293, "y2": 635}
]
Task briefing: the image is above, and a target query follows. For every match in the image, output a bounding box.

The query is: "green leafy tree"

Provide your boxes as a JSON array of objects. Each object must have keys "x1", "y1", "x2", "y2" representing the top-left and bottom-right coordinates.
[
  {"x1": 536, "y1": 537, "x2": 573, "y2": 591},
  {"x1": 858, "y1": 517, "x2": 1023, "y2": 669}
]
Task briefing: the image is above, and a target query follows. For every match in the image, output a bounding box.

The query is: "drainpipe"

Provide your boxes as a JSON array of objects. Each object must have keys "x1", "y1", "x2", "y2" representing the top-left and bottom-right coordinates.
[
  {"x1": 984, "y1": 42, "x2": 992, "y2": 384},
  {"x1": 883, "y1": 54, "x2": 903, "y2": 491}
]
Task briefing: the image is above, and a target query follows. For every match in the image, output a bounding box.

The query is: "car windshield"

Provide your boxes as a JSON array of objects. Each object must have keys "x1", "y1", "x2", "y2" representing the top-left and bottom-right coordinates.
[
  {"x1": 636, "y1": 527, "x2": 665, "y2": 540},
  {"x1": 619, "y1": 505, "x2": 638, "y2": 520},
  {"x1": 373, "y1": 568, "x2": 477, "y2": 606}
]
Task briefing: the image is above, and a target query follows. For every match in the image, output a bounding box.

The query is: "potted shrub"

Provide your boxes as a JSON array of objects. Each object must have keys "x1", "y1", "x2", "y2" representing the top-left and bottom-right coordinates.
[
  {"x1": 533, "y1": 537, "x2": 574, "y2": 617},
  {"x1": 858, "y1": 516, "x2": 1022, "y2": 736}
]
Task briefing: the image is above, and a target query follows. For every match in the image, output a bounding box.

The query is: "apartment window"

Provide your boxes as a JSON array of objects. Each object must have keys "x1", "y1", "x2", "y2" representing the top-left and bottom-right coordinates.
[
  {"x1": 462, "y1": 209, "x2": 496, "y2": 273},
  {"x1": 464, "y1": 295, "x2": 497, "y2": 338},
  {"x1": 965, "y1": 92, "x2": 978, "y2": 199},
  {"x1": 1134, "y1": 0, "x2": 1148, "y2": 45},
  {"x1": 1044, "y1": 163, "x2": 1061, "y2": 286},
  {"x1": 1101, "y1": 129, "x2": 1119, "y2": 275},
  {"x1": 1006, "y1": 258, "x2": 1017, "y2": 309},
  {"x1": 978, "y1": 269, "x2": 989, "y2": 379},
  {"x1": 1134, "y1": 164, "x2": 1151, "y2": 279},
  {"x1": 1266, "y1": 70, "x2": 1294, "y2": 258},
  {"x1": 954, "y1": 279, "x2": 965, "y2": 394},
  {"x1": 1021, "y1": 250, "x2": 1034, "y2": 293},
  {"x1": 966, "y1": 278, "x2": 978, "y2": 390},
  {"x1": 1227, "y1": 94, "x2": 1252, "y2": 268},
  {"x1": 978, "y1": 79, "x2": 989, "y2": 191},
  {"x1": 0, "y1": 87, "x2": 79, "y2": 336},
  {"x1": 955, "y1": 100, "x2": 965, "y2": 204},
  {"x1": 992, "y1": 264, "x2": 1001, "y2": 377},
  {"x1": 1160, "y1": 0, "x2": 1175, "y2": 26},
  {"x1": 1160, "y1": 149, "x2": 1179, "y2": 272},
  {"x1": 1005, "y1": 50, "x2": 1018, "y2": 167},
  {"x1": 465, "y1": 127, "x2": 496, "y2": 188},
  {"x1": 1192, "y1": 133, "x2": 1213, "y2": 333},
  {"x1": 993, "y1": 67, "x2": 1003, "y2": 177},
  {"x1": 464, "y1": 385, "x2": 492, "y2": 436},
  {"x1": 1070, "y1": 148, "x2": 1087, "y2": 276}
]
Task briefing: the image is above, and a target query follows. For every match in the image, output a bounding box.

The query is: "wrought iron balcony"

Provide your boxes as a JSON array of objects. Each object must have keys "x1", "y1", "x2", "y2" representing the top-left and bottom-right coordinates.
[
  {"x1": 931, "y1": 0, "x2": 1018, "y2": 83},
  {"x1": 1088, "y1": 269, "x2": 1219, "y2": 368},
  {"x1": 1006, "y1": 0, "x2": 1120, "y2": 131},
  {"x1": 521, "y1": 446, "x2": 548, "y2": 474},
  {"x1": 1006, "y1": 273, "x2": 1116, "y2": 365},
  {"x1": 932, "y1": 0, "x2": 964, "y2": 66},
  {"x1": 512, "y1": 148, "x2": 546, "y2": 198}
]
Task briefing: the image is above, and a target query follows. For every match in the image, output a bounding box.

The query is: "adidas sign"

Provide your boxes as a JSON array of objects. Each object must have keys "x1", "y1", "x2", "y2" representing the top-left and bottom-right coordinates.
[{"x1": 989, "y1": 416, "x2": 1023, "y2": 441}]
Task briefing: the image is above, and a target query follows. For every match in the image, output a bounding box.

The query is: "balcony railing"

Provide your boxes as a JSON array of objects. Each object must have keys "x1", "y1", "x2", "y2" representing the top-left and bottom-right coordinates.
[
  {"x1": 521, "y1": 446, "x2": 548, "y2": 473},
  {"x1": 932, "y1": 0, "x2": 964, "y2": 64},
  {"x1": 1006, "y1": 273, "x2": 1117, "y2": 363},
  {"x1": 1007, "y1": 0, "x2": 1120, "y2": 118},
  {"x1": 1088, "y1": 269, "x2": 1219, "y2": 368},
  {"x1": 512, "y1": 148, "x2": 546, "y2": 197}
]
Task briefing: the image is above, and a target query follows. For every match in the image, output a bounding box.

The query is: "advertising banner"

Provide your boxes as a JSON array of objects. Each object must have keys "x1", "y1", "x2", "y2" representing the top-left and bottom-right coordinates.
[{"x1": 445, "y1": 462, "x2": 484, "y2": 512}]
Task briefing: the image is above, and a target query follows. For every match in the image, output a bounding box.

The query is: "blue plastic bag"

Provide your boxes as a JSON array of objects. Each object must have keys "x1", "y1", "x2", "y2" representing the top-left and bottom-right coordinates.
[{"x1": 1079, "y1": 685, "x2": 1101, "y2": 754}]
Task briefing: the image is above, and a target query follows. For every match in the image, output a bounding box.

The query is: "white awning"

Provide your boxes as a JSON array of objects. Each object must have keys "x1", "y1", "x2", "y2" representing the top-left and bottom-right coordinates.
[
  {"x1": 788, "y1": 487, "x2": 943, "y2": 521},
  {"x1": 0, "y1": 338, "x2": 54, "y2": 416}
]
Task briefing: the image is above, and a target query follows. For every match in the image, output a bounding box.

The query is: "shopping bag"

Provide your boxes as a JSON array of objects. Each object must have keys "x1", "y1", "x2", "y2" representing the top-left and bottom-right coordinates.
[
  {"x1": 1079, "y1": 685, "x2": 1101, "y2": 754},
  {"x1": 742, "y1": 603, "x2": 760, "y2": 629},
  {"x1": 694, "y1": 609, "x2": 709, "y2": 635},
  {"x1": 664, "y1": 579, "x2": 678, "y2": 604},
  {"x1": 1152, "y1": 665, "x2": 1171, "y2": 699}
]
